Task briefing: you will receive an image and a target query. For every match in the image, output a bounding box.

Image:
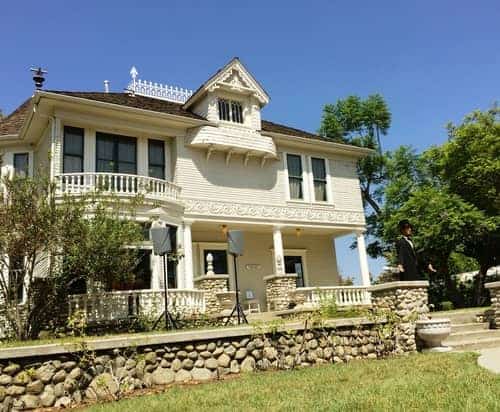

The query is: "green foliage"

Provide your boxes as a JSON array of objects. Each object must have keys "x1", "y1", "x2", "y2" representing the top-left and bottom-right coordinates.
[
  {"x1": 61, "y1": 199, "x2": 143, "y2": 290},
  {"x1": 440, "y1": 301, "x2": 454, "y2": 311},
  {"x1": 0, "y1": 174, "x2": 143, "y2": 340}
]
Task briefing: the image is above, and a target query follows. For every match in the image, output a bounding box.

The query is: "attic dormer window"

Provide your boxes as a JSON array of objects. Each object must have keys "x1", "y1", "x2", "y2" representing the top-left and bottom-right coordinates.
[{"x1": 218, "y1": 99, "x2": 243, "y2": 123}]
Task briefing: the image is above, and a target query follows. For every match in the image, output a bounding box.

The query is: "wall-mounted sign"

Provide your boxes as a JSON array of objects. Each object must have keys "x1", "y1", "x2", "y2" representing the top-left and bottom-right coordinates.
[{"x1": 245, "y1": 264, "x2": 262, "y2": 271}]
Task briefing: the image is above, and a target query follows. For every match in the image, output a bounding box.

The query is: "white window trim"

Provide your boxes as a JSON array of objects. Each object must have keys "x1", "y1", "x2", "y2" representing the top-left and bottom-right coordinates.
[
  {"x1": 308, "y1": 156, "x2": 333, "y2": 204},
  {"x1": 218, "y1": 99, "x2": 244, "y2": 124},
  {"x1": 284, "y1": 152, "x2": 308, "y2": 202},
  {"x1": 270, "y1": 248, "x2": 309, "y2": 287}
]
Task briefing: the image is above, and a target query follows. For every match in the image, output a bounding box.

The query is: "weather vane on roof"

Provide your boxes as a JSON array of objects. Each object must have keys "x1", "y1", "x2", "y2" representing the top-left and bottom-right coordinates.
[{"x1": 30, "y1": 67, "x2": 48, "y2": 89}]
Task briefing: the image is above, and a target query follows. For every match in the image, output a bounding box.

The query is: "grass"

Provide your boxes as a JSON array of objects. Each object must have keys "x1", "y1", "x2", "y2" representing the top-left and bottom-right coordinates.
[{"x1": 81, "y1": 352, "x2": 500, "y2": 412}]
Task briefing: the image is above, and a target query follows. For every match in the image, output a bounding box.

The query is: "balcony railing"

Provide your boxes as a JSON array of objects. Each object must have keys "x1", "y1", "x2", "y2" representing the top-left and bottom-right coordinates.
[
  {"x1": 55, "y1": 173, "x2": 181, "y2": 202},
  {"x1": 293, "y1": 286, "x2": 371, "y2": 308},
  {"x1": 68, "y1": 289, "x2": 206, "y2": 323}
]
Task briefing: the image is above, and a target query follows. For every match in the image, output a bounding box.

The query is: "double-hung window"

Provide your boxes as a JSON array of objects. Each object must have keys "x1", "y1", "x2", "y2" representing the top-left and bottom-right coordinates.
[
  {"x1": 13, "y1": 153, "x2": 29, "y2": 177},
  {"x1": 218, "y1": 99, "x2": 244, "y2": 123},
  {"x1": 63, "y1": 126, "x2": 84, "y2": 173},
  {"x1": 311, "y1": 157, "x2": 328, "y2": 201},
  {"x1": 148, "y1": 139, "x2": 165, "y2": 180},
  {"x1": 287, "y1": 154, "x2": 303, "y2": 200}
]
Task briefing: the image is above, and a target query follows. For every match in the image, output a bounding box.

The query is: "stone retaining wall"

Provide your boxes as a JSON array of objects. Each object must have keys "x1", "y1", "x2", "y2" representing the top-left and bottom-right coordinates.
[
  {"x1": 369, "y1": 281, "x2": 429, "y2": 353},
  {"x1": 0, "y1": 318, "x2": 400, "y2": 411}
]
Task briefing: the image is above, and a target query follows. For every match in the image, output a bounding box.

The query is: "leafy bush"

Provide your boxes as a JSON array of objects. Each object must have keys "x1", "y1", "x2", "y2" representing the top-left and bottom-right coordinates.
[{"x1": 440, "y1": 301, "x2": 454, "y2": 311}]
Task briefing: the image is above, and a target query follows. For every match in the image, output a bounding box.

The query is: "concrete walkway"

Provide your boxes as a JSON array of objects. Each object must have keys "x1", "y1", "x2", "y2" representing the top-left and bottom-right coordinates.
[{"x1": 478, "y1": 347, "x2": 500, "y2": 374}]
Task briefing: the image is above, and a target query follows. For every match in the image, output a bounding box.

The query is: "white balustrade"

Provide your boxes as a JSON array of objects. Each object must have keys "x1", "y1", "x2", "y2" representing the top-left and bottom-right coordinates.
[
  {"x1": 68, "y1": 289, "x2": 206, "y2": 323},
  {"x1": 55, "y1": 173, "x2": 181, "y2": 202},
  {"x1": 293, "y1": 286, "x2": 371, "y2": 308},
  {"x1": 127, "y1": 78, "x2": 193, "y2": 104}
]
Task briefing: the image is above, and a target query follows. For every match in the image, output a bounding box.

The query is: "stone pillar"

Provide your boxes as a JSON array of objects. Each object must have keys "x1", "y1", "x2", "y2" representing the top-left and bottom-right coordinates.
[
  {"x1": 183, "y1": 220, "x2": 194, "y2": 289},
  {"x1": 356, "y1": 231, "x2": 371, "y2": 287},
  {"x1": 486, "y1": 281, "x2": 500, "y2": 328},
  {"x1": 264, "y1": 274, "x2": 297, "y2": 311},
  {"x1": 273, "y1": 226, "x2": 285, "y2": 275},
  {"x1": 194, "y1": 275, "x2": 229, "y2": 315},
  {"x1": 369, "y1": 281, "x2": 429, "y2": 353}
]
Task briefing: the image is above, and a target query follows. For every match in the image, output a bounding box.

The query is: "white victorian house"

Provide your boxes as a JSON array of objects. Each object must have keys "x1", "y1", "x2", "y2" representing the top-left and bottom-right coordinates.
[{"x1": 0, "y1": 58, "x2": 372, "y2": 321}]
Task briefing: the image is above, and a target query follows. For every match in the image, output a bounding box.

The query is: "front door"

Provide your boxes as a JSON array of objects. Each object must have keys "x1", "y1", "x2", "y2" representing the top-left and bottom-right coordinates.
[{"x1": 284, "y1": 255, "x2": 305, "y2": 287}]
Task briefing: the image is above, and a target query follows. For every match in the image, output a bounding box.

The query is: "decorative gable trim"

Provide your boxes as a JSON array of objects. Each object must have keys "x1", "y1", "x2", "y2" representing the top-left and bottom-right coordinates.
[{"x1": 184, "y1": 58, "x2": 270, "y2": 109}]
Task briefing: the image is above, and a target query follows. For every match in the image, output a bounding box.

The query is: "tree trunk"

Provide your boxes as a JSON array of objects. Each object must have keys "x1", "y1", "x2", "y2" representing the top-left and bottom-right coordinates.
[{"x1": 473, "y1": 263, "x2": 491, "y2": 307}]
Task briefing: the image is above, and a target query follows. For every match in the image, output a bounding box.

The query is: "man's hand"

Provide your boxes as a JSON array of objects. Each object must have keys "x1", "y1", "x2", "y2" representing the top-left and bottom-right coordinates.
[
  {"x1": 428, "y1": 263, "x2": 437, "y2": 273},
  {"x1": 397, "y1": 264, "x2": 404, "y2": 273}
]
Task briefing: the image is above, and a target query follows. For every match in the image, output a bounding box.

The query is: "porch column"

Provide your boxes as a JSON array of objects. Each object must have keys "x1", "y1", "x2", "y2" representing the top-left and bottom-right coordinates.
[
  {"x1": 176, "y1": 225, "x2": 185, "y2": 289},
  {"x1": 183, "y1": 220, "x2": 194, "y2": 289},
  {"x1": 273, "y1": 226, "x2": 285, "y2": 275},
  {"x1": 356, "y1": 231, "x2": 371, "y2": 286}
]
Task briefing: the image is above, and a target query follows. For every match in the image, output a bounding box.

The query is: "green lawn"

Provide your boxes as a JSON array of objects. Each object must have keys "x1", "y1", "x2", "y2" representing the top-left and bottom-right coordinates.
[{"x1": 82, "y1": 352, "x2": 500, "y2": 412}]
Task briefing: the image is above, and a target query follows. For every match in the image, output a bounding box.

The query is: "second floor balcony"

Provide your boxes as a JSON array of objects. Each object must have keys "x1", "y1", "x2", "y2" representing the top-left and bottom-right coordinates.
[{"x1": 55, "y1": 172, "x2": 181, "y2": 203}]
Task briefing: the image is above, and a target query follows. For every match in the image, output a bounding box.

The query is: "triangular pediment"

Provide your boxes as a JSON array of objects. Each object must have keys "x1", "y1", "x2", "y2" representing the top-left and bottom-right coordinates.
[{"x1": 184, "y1": 57, "x2": 270, "y2": 108}]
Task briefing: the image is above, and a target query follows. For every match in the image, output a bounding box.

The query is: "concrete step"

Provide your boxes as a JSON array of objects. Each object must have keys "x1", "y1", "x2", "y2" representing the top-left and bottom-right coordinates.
[
  {"x1": 446, "y1": 336, "x2": 500, "y2": 351},
  {"x1": 451, "y1": 322, "x2": 489, "y2": 333},
  {"x1": 432, "y1": 312, "x2": 477, "y2": 324},
  {"x1": 444, "y1": 329, "x2": 500, "y2": 345}
]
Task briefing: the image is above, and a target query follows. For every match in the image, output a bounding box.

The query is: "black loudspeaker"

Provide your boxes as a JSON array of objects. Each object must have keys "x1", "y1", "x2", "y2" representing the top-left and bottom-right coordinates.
[
  {"x1": 228, "y1": 230, "x2": 244, "y2": 256},
  {"x1": 150, "y1": 224, "x2": 172, "y2": 256}
]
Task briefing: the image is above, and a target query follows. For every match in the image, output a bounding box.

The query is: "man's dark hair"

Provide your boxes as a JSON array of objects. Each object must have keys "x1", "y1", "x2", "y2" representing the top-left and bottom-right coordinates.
[{"x1": 398, "y1": 219, "x2": 413, "y2": 233}]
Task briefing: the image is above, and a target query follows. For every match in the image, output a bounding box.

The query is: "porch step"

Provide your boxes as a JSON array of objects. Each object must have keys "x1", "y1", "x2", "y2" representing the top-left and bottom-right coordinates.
[
  {"x1": 451, "y1": 322, "x2": 489, "y2": 333},
  {"x1": 444, "y1": 329, "x2": 500, "y2": 344},
  {"x1": 444, "y1": 336, "x2": 500, "y2": 351}
]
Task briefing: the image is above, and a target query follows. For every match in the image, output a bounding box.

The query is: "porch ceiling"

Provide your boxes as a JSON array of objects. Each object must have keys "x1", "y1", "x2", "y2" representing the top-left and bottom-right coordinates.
[{"x1": 190, "y1": 220, "x2": 355, "y2": 237}]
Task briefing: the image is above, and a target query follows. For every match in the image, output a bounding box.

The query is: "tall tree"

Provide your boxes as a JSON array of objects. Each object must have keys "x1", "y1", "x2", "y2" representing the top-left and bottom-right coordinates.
[
  {"x1": 319, "y1": 94, "x2": 392, "y2": 217},
  {"x1": 429, "y1": 106, "x2": 500, "y2": 303}
]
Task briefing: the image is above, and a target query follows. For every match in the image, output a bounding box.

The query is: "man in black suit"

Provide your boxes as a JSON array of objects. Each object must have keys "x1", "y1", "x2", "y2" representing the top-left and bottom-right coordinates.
[{"x1": 396, "y1": 220, "x2": 436, "y2": 281}]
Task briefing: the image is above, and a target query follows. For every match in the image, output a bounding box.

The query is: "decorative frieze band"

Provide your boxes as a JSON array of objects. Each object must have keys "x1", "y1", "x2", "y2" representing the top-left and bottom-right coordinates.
[{"x1": 183, "y1": 198, "x2": 365, "y2": 225}]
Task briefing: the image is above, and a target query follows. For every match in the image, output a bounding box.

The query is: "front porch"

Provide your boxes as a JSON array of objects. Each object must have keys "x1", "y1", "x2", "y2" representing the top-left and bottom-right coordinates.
[{"x1": 68, "y1": 221, "x2": 372, "y2": 322}]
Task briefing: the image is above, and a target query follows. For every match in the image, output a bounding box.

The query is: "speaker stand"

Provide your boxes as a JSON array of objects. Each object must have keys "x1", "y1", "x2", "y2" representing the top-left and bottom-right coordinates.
[
  {"x1": 224, "y1": 254, "x2": 248, "y2": 326},
  {"x1": 152, "y1": 254, "x2": 178, "y2": 330}
]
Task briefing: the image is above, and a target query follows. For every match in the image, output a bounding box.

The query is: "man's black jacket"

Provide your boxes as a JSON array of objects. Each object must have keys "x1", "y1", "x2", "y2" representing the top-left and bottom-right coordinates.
[{"x1": 396, "y1": 237, "x2": 422, "y2": 281}]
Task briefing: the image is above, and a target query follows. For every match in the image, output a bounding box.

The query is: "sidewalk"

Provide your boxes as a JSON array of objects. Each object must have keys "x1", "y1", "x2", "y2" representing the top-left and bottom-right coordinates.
[{"x1": 478, "y1": 347, "x2": 500, "y2": 374}]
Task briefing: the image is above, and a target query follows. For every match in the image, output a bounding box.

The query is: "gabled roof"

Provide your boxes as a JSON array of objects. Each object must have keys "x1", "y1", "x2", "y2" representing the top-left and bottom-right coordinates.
[
  {"x1": 183, "y1": 57, "x2": 270, "y2": 109},
  {"x1": 0, "y1": 98, "x2": 32, "y2": 136}
]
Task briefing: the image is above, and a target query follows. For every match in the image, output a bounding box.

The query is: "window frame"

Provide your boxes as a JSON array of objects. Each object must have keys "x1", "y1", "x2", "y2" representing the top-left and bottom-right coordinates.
[
  {"x1": 285, "y1": 153, "x2": 306, "y2": 201},
  {"x1": 218, "y1": 99, "x2": 244, "y2": 124},
  {"x1": 95, "y1": 132, "x2": 137, "y2": 175},
  {"x1": 13, "y1": 153, "x2": 29, "y2": 177},
  {"x1": 148, "y1": 139, "x2": 166, "y2": 180},
  {"x1": 63, "y1": 126, "x2": 84, "y2": 174},
  {"x1": 310, "y1": 156, "x2": 330, "y2": 203}
]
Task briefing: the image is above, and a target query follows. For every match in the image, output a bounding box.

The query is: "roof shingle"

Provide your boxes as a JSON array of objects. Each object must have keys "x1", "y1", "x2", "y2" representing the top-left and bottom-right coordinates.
[
  {"x1": 46, "y1": 91, "x2": 204, "y2": 120},
  {"x1": 0, "y1": 91, "x2": 339, "y2": 145},
  {"x1": 0, "y1": 99, "x2": 31, "y2": 136}
]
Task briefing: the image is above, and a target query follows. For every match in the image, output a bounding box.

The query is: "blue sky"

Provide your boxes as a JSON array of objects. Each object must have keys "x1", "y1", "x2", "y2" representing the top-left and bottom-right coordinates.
[{"x1": 2, "y1": 1, "x2": 499, "y2": 281}]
